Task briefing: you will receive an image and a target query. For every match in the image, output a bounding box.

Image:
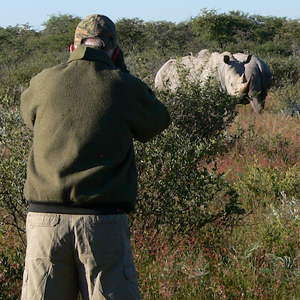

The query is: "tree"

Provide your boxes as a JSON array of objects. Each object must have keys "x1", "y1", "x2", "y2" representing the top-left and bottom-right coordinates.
[
  {"x1": 0, "y1": 24, "x2": 40, "y2": 63},
  {"x1": 39, "y1": 13, "x2": 81, "y2": 51},
  {"x1": 191, "y1": 9, "x2": 253, "y2": 51},
  {"x1": 279, "y1": 18, "x2": 300, "y2": 55},
  {"x1": 115, "y1": 18, "x2": 146, "y2": 51}
]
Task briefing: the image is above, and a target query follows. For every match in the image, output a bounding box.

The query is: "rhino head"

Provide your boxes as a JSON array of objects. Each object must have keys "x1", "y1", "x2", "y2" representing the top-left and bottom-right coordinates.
[{"x1": 221, "y1": 54, "x2": 251, "y2": 97}]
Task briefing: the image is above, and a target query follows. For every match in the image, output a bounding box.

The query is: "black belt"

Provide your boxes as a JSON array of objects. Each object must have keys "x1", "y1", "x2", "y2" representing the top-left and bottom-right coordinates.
[{"x1": 28, "y1": 202, "x2": 127, "y2": 215}]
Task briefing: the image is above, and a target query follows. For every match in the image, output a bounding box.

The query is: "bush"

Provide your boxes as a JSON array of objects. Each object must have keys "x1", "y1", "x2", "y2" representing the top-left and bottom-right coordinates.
[
  {"x1": 132, "y1": 78, "x2": 245, "y2": 236},
  {"x1": 234, "y1": 160, "x2": 300, "y2": 209},
  {"x1": 0, "y1": 90, "x2": 29, "y2": 235},
  {"x1": 0, "y1": 90, "x2": 30, "y2": 299},
  {"x1": 0, "y1": 248, "x2": 24, "y2": 299},
  {"x1": 266, "y1": 54, "x2": 300, "y2": 87},
  {"x1": 271, "y1": 79, "x2": 300, "y2": 116}
]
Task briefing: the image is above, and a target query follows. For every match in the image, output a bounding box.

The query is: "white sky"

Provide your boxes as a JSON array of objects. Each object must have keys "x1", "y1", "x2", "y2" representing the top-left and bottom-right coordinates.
[{"x1": 1, "y1": 0, "x2": 300, "y2": 30}]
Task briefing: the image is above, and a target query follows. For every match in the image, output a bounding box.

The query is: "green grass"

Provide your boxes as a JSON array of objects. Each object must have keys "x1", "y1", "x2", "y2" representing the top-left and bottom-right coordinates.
[
  {"x1": 2, "y1": 51, "x2": 300, "y2": 300},
  {"x1": 130, "y1": 99, "x2": 300, "y2": 299}
]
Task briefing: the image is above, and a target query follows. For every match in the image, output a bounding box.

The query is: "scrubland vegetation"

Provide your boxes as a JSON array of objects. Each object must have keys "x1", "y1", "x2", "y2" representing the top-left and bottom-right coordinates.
[{"x1": 1, "y1": 10, "x2": 300, "y2": 299}]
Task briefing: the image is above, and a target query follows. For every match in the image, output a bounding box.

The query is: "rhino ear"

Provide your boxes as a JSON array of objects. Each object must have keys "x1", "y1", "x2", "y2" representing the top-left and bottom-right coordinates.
[
  {"x1": 223, "y1": 55, "x2": 230, "y2": 64},
  {"x1": 245, "y1": 55, "x2": 252, "y2": 64}
]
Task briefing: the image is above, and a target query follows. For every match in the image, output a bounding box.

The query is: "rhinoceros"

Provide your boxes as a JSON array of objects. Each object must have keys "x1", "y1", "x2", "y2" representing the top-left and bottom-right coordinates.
[
  {"x1": 154, "y1": 49, "x2": 251, "y2": 97},
  {"x1": 233, "y1": 53, "x2": 272, "y2": 113}
]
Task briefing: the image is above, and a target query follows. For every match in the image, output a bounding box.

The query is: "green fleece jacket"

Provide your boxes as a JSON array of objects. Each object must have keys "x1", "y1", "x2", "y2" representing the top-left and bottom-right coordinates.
[{"x1": 20, "y1": 45, "x2": 170, "y2": 213}]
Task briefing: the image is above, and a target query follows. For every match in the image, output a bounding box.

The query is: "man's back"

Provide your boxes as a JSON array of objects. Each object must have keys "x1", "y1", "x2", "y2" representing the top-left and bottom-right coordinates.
[
  {"x1": 21, "y1": 45, "x2": 170, "y2": 212},
  {"x1": 21, "y1": 14, "x2": 170, "y2": 300}
]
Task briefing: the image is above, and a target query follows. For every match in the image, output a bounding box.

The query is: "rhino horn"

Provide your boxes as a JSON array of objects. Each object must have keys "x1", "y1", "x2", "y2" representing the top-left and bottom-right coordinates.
[
  {"x1": 236, "y1": 73, "x2": 247, "y2": 85},
  {"x1": 239, "y1": 73, "x2": 246, "y2": 83},
  {"x1": 239, "y1": 77, "x2": 251, "y2": 94}
]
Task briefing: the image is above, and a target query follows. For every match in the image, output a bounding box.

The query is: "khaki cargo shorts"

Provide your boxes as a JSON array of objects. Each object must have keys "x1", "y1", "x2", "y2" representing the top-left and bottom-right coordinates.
[{"x1": 21, "y1": 212, "x2": 141, "y2": 300}]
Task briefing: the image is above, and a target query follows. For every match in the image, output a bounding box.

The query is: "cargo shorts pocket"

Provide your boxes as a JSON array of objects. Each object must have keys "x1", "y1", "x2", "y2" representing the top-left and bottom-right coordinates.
[
  {"x1": 124, "y1": 265, "x2": 141, "y2": 300},
  {"x1": 26, "y1": 213, "x2": 60, "y2": 258},
  {"x1": 83, "y1": 215, "x2": 124, "y2": 264},
  {"x1": 22, "y1": 213, "x2": 59, "y2": 300}
]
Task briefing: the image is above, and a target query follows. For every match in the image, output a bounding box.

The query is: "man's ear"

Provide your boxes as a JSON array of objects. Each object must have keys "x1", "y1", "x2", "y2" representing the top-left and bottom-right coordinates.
[
  {"x1": 111, "y1": 47, "x2": 119, "y2": 62},
  {"x1": 70, "y1": 44, "x2": 76, "y2": 53}
]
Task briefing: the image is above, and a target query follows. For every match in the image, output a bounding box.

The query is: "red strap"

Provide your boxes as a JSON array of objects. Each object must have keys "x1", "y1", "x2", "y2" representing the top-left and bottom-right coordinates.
[
  {"x1": 111, "y1": 47, "x2": 119, "y2": 62},
  {"x1": 70, "y1": 44, "x2": 76, "y2": 53}
]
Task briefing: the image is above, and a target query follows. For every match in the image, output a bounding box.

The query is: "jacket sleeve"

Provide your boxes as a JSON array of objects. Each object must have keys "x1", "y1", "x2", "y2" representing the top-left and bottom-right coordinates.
[
  {"x1": 20, "y1": 76, "x2": 39, "y2": 131},
  {"x1": 126, "y1": 76, "x2": 171, "y2": 143}
]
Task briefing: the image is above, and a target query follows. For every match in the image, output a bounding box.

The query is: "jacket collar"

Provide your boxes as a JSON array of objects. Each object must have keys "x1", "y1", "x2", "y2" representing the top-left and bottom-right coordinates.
[{"x1": 67, "y1": 45, "x2": 115, "y2": 68}]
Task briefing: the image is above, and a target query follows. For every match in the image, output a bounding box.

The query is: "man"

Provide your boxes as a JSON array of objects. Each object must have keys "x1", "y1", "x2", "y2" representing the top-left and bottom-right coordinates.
[{"x1": 20, "y1": 14, "x2": 170, "y2": 300}]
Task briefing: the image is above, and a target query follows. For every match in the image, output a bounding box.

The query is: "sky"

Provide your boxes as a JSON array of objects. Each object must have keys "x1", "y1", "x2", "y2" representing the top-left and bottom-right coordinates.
[{"x1": 1, "y1": 0, "x2": 300, "y2": 30}]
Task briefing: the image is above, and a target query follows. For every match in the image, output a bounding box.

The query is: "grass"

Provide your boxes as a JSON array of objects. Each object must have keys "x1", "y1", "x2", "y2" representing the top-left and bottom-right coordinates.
[
  {"x1": 2, "y1": 14, "x2": 300, "y2": 299},
  {"x1": 2, "y1": 81, "x2": 300, "y2": 299},
  {"x1": 131, "y1": 214, "x2": 300, "y2": 299},
  {"x1": 129, "y1": 95, "x2": 300, "y2": 299}
]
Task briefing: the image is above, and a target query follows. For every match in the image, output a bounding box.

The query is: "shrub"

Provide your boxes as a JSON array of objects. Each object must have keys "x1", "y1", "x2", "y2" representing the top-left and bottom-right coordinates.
[
  {"x1": 0, "y1": 89, "x2": 29, "y2": 236},
  {"x1": 0, "y1": 247, "x2": 24, "y2": 299},
  {"x1": 0, "y1": 90, "x2": 30, "y2": 299},
  {"x1": 271, "y1": 79, "x2": 300, "y2": 116},
  {"x1": 234, "y1": 160, "x2": 300, "y2": 209},
  {"x1": 132, "y1": 78, "x2": 245, "y2": 236},
  {"x1": 266, "y1": 54, "x2": 300, "y2": 87}
]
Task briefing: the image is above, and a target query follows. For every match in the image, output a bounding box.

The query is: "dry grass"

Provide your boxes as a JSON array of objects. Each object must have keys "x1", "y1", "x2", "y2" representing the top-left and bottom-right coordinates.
[
  {"x1": 132, "y1": 95, "x2": 300, "y2": 299},
  {"x1": 208, "y1": 96, "x2": 300, "y2": 180}
]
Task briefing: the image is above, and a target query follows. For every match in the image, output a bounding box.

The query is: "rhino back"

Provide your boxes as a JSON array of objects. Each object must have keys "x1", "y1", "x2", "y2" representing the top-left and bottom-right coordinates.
[
  {"x1": 155, "y1": 53, "x2": 208, "y2": 90},
  {"x1": 154, "y1": 58, "x2": 178, "y2": 90}
]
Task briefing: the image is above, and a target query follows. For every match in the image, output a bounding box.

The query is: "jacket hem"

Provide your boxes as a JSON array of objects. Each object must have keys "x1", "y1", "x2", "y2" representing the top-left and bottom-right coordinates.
[{"x1": 28, "y1": 201, "x2": 128, "y2": 215}]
